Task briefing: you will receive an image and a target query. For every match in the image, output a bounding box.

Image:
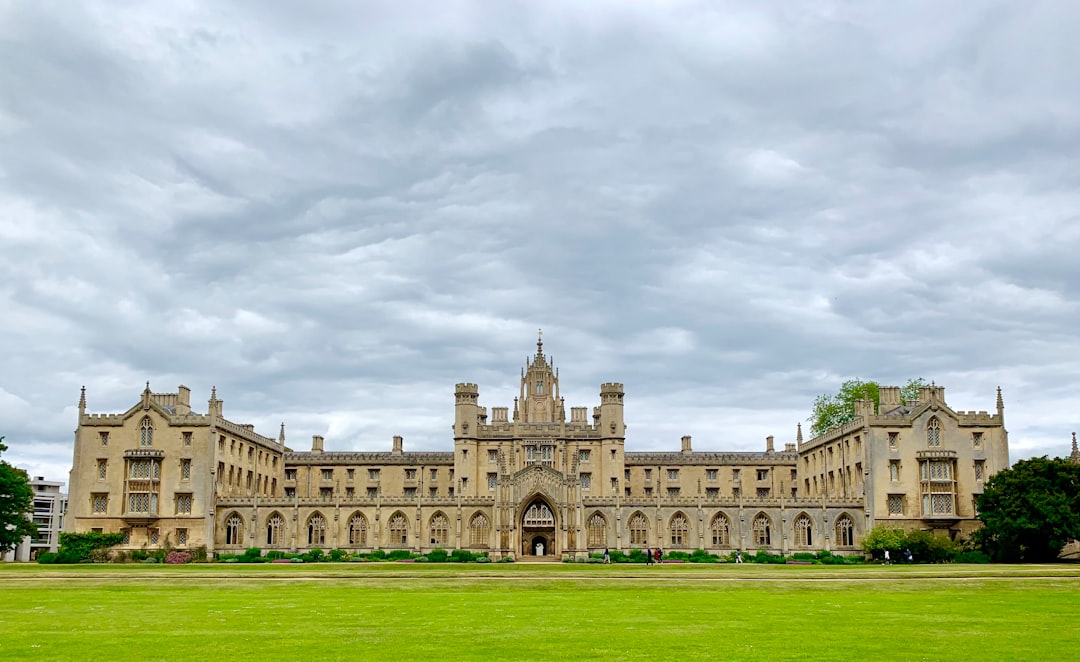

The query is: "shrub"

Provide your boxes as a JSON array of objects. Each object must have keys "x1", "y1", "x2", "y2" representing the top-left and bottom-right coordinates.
[
  {"x1": 428, "y1": 549, "x2": 448, "y2": 563},
  {"x1": 475, "y1": 556, "x2": 491, "y2": 563},
  {"x1": 387, "y1": 549, "x2": 412, "y2": 561},
  {"x1": 497, "y1": 556, "x2": 515, "y2": 563},
  {"x1": 414, "y1": 556, "x2": 429, "y2": 563},
  {"x1": 131, "y1": 550, "x2": 149, "y2": 562},
  {"x1": 266, "y1": 550, "x2": 285, "y2": 560},
  {"x1": 450, "y1": 549, "x2": 474, "y2": 563},
  {"x1": 244, "y1": 548, "x2": 262, "y2": 559},
  {"x1": 329, "y1": 549, "x2": 348, "y2": 562},
  {"x1": 36, "y1": 552, "x2": 58, "y2": 565},
  {"x1": 792, "y1": 552, "x2": 816, "y2": 561},
  {"x1": 954, "y1": 550, "x2": 990, "y2": 564},
  {"x1": 193, "y1": 546, "x2": 208, "y2": 563},
  {"x1": 368, "y1": 550, "x2": 387, "y2": 560},
  {"x1": 307, "y1": 548, "x2": 324, "y2": 562},
  {"x1": 666, "y1": 551, "x2": 691, "y2": 561},
  {"x1": 165, "y1": 551, "x2": 192, "y2": 565},
  {"x1": 142, "y1": 557, "x2": 158, "y2": 563},
  {"x1": 56, "y1": 532, "x2": 125, "y2": 563},
  {"x1": 562, "y1": 556, "x2": 575, "y2": 563},
  {"x1": 111, "y1": 550, "x2": 129, "y2": 564}
]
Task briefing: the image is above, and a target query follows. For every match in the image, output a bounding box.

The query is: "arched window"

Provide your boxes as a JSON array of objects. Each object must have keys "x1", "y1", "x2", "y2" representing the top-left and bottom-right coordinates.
[
  {"x1": 752, "y1": 513, "x2": 771, "y2": 547},
  {"x1": 349, "y1": 513, "x2": 368, "y2": 546},
  {"x1": 140, "y1": 417, "x2": 154, "y2": 447},
  {"x1": 523, "y1": 502, "x2": 554, "y2": 527},
  {"x1": 389, "y1": 512, "x2": 409, "y2": 546},
  {"x1": 307, "y1": 513, "x2": 326, "y2": 546},
  {"x1": 469, "y1": 512, "x2": 489, "y2": 548},
  {"x1": 225, "y1": 513, "x2": 243, "y2": 545},
  {"x1": 835, "y1": 514, "x2": 855, "y2": 547},
  {"x1": 710, "y1": 513, "x2": 730, "y2": 547},
  {"x1": 794, "y1": 514, "x2": 813, "y2": 547},
  {"x1": 927, "y1": 417, "x2": 941, "y2": 447},
  {"x1": 587, "y1": 512, "x2": 607, "y2": 548},
  {"x1": 669, "y1": 512, "x2": 689, "y2": 548},
  {"x1": 629, "y1": 512, "x2": 648, "y2": 546},
  {"x1": 266, "y1": 513, "x2": 284, "y2": 546},
  {"x1": 429, "y1": 512, "x2": 449, "y2": 547}
]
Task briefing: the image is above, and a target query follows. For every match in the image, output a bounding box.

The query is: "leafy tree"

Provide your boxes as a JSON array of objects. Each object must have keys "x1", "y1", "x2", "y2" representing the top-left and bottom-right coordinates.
[
  {"x1": 808, "y1": 378, "x2": 928, "y2": 437},
  {"x1": 975, "y1": 456, "x2": 1080, "y2": 562},
  {"x1": 0, "y1": 436, "x2": 38, "y2": 555},
  {"x1": 861, "y1": 526, "x2": 906, "y2": 561}
]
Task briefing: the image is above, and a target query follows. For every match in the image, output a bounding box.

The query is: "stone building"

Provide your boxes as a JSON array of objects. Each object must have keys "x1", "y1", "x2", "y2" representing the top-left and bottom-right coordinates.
[{"x1": 65, "y1": 336, "x2": 1009, "y2": 558}]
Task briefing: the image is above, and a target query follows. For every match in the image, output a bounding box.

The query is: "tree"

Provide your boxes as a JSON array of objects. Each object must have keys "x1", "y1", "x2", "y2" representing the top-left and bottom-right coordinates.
[
  {"x1": 808, "y1": 378, "x2": 928, "y2": 437},
  {"x1": 975, "y1": 456, "x2": 1080, "y2": 562},
  {"x1": 0, "y1": 436, "x2": 38, "y2": 555},
  {"x1": 861, "y1": 526, "x2": 906, "y2": 561}
]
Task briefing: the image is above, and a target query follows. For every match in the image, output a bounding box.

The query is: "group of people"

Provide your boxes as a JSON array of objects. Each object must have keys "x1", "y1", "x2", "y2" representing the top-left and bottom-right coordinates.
[
  {"x1": 882, "y1": 548, "x2": 915, "y2": 564},
  {"x1": 643, "y1": 547, "x2": 664, "y2": 564}
]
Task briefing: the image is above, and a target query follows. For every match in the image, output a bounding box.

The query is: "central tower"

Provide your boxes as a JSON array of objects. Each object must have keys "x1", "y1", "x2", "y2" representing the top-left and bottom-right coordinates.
[{"x1": 518, "y1": 330, "x2": 562, "y2": 423}]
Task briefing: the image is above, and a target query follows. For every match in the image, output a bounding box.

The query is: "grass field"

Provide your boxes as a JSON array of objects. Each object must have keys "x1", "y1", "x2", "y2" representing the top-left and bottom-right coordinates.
[{"x1": 1, "y1": 563, "x2": 1077, "y2": 661}]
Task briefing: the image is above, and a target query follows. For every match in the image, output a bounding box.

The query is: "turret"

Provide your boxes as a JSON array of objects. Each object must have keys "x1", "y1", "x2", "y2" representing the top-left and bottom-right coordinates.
[
  {"x1": 208, "y1": 386, "x2": 222, "y2": 419},
  {"x1": 599, "y1": 382, "x2": 625, "y2": 437},
  {"x1": 454, "y1": 383, "x2": 479, "y2": 437}
]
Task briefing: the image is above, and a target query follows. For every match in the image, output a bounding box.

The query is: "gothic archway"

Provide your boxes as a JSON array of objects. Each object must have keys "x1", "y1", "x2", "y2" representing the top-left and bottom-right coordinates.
[{"x1": 520, "y1": 496, "x2": 557, "y2": 556}]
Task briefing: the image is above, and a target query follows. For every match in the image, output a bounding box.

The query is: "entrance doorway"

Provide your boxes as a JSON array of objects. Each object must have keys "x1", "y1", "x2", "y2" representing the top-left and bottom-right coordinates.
[{"x1": 521, "y1": 498, "x2": 556, "y2": 557}]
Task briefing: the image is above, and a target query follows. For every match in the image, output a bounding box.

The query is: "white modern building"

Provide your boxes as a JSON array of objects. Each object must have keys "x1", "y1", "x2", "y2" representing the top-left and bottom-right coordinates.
[{"x1": 3, "y1": 476, "x2": 67, "y2": 562}]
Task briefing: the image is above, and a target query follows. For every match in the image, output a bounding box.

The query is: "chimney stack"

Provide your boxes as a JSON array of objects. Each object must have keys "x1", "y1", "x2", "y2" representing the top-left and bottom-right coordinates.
[
  {"x1": 311, "y1": 435, "x2": 324, "y2": 454},
  {"x1": 392, "y1": 435, "x2": 403, "y2": 454},
  {"x1": 766, "y1": 435, "x2": 775, "y2": 453},
  {"x1": 680, "y1": 435, "x2": 692, "y2": 454}
]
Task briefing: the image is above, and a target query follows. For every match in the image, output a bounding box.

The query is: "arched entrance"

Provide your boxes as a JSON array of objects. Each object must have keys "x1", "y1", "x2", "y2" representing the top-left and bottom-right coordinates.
[{"x1": 520, "y1": 497, "x2": 556, "y2": 557}]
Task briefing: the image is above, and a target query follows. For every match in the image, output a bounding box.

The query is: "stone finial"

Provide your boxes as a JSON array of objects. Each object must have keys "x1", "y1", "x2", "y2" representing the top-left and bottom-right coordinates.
[
  {"x1": 211, "y1": 385, "x2": 217, "y2": 401},
  {"x1": 996, "y1": 386, "x2": 1004, "y2": 412},
  {"x1": 796, "y1": 422, "x2": 803, "y2": 444},
  {"x1": 79, "y1": 385, "x2": 86, "y2": 413},
  {"x1": 279, "y1": 422, "x2": 286, "y2": 443},
  {"x1": 1071, "y1": 432, "x2": 1078, "y2": 458},
  {"x1": 537, "y1": 328, "x2": 543, "y2": 355}
]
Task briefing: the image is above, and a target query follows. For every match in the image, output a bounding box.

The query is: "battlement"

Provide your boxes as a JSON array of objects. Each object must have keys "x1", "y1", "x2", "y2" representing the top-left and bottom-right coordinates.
[
  {"x1": 600, "y1": 382, "x2": 624, "y2": 393},
  {"x1": 454, "y1": 383, "x2": 479, "y2": 394}
]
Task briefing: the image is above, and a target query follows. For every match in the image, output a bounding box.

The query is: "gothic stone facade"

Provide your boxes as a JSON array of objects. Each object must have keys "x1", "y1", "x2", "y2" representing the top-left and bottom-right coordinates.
[{"x1": 66, "y1": 338, "x2": 1009, "y2": 558}]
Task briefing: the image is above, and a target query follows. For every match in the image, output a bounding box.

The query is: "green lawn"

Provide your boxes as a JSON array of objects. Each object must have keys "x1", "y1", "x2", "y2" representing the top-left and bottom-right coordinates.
[{"x1": 1, "y1": 564, "x2": 1076, "y2": 661}]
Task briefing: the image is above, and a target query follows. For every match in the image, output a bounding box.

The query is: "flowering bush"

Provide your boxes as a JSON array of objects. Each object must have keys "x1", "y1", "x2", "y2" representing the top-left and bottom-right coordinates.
[{"x1": 165, "y1": 551, "x2": 192, "y2": 565}]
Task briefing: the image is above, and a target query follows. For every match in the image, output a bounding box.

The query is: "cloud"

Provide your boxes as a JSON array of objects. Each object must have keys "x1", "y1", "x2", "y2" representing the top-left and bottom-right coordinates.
[{"x1": 1, "y1": 1, "x2": 1079, "y2": 480}]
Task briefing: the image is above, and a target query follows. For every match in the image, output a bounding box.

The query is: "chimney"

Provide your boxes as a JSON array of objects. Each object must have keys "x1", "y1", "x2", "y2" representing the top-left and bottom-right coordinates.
[
  {"x1": 785, "y1": 443, "x2": 795, "y2": 452},
  {"x1": 680, "y1": 435, "x2": 692, "y2": 454},
  {"x1": 766, "y1": 435, "x2": 775, "y2": 453},
  {"x1": 177, "y1": 385, "x2": 191, "y2": 416},
  {"x1": 311, "y1": 435, "x2": 324, "y2": 454},
  {"x1": 392, "y1": 435, "x2": 403, "y2": 454}
]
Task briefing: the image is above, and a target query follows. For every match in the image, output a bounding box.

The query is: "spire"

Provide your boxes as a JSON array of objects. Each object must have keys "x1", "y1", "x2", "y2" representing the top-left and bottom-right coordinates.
[
  {"x1": 279, "y1": 422, "x2": 286, "y2": 443},
  {"x1": 211, "y1": 385, "x2": 217, "y2": 401},
  {"x1": 1070, "y1": 432, "x2": 1078, "y2": 464},
  {"x1": 536, "y1": 328, "x2": 544, "y2": 356},
  {"x1": 796, "y1": 422, "x2": 803, "y2": 444},
  {"x1": 996, "y1": 386, "x2": 1004, "y2": 412}
]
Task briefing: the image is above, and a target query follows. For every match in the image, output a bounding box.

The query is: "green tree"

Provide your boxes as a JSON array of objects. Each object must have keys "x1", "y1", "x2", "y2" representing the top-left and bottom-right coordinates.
[
  {"x1": 861, "y1": 526, "x2": 907, "y2": 561},
  {"x1": 975, "y1": 456, "x2": 1080, "y2": 562},
  {"x1": 0, "y1": 436, "x2": 38, "y2": 554},
  {"x1": 808, "y1": 378, "x2": 928, "y2": 437}
]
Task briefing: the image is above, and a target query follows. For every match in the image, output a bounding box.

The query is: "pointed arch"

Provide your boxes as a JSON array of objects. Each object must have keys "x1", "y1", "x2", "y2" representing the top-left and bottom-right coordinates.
[
  {"x1": 140, "y1": 416, "x2": 154, "y2": 446},
  {"x1": 709, "y1": 512, "x2": 731, "y2": 547},
  {"x1": 752, "y1": 512, "x2": 772, "y2": 547},
  {"x1": 669, "y1": 511, "x2": 690, "y2": 548},
  {"x1": 587, "y1": 511, "x2": 607, "y2": 548},
  {"x1": 469, "y1": 511, "x2": 490, "y2": 548},
  {"x1": 628, "y1": 511, "x2": 649, "y2": 546},
  {"x1": 388, "y1": 511, "x2": 409, "y2": 547},
  {"x1": 224, "y1": 511, "x2": 244, "y2": 545},
  {"x1": 793, "y1": 512, "x2": 813, "y2": 547},
  {"x1": 348, "y1": 512, "x2": 368, "y2": 547},
  {"x1": 835, "y1": 513, "x2": 855, "y2": 547},
  {"x1": 522, "y1": 498, "x2": 555, "y2": 527},
  {"x1": 429, "y1": 511, "x2": 449, "y2": 547},
  {"x1": 265, "y1": 512, "x2": 285, "y2": 547},
  {"x1": 927, "y1": 417, "x2": 941, "y2": 447},
  {"x1": 307, "y1": 512, "x2": 327, "y2": 546}
]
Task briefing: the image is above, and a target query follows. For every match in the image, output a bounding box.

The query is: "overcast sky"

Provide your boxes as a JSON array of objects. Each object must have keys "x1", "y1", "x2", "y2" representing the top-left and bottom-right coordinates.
[{"x1": 2, "y1": 1, "x2": 1078, "y2": 482}]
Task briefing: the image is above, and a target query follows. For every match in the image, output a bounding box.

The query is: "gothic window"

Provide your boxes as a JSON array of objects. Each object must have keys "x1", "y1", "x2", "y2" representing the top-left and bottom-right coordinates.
[
  {"x1": 488, "y1": 449, "x2": 498, "y2": 464},
  {"x1": 307, "y1": 513, "x2": 327, "y2": 546},
  {"x1": 322, "y1": 469, "x2": 333, "y2": 480},
  {"x1": 752, "y1": 513, "x2": 771, "y2": 547},
  {"x1": 974, "y1": 460, "x2": 985, "y2": 481},
  {"x1": 927, "y1": 418, "x2": 941, "y2": 447},
  {"x1": 835, "y1": 514, "x2": 855, "y2": 547},
  {"x1": 150, "y1": 529, "x2": 159, "y2": 545},
  {"x1": 794, "y1": 514, "x2": 813, "y2": 547},
  {"x1": 182, "y1": 431, "x2": 192, "y2": 446},
  {"x1": 523, "y1": 502, "x2": 555, "y2": 527},
  {"x1": 487, "y1": 473, "x2": 497, "y2": 490},
  {"x1": 629, "y1": 512, "x2": 649, "y2": 546},
  {"x1": 181, "y1": 459, "x2": 191, "y2": 480},
  {"x1": 587, "y1": 512, "x2": 606, "y2": 547},
  {"x1": 430, "y1": 513, "x2": 449, "y2": 546},
  {"x1": 973, "y1": 431, "x2": 983, "y2": 448},
  {"x1": 888, "y1": 495, "x2": 904, "y2": 515},
  {"x1": 579, "y1": 449, "x2": 590, "y2": 463},
  {"x1": 266, "y1": 513, "x2": 285, "y2": 546},
  {"x1": 140, "y1": 417, "x2": 154, "y2": 446},
  {"x1": 389, "y1": 512, "x2": 409, "y2": 546},
  {"x1": 348, "y1": 513, "x2": 367, "y2": 546},
  {"x1": 469, "y1": 512, "x2": 490, "y2": 547},
  {"x1": 225, "y1": 513, "x2": 244, "y2": 545},
  {"x1": 100, "y1": 432, "x2": 109, "y2": 446},
  {"x1": 889, "y1": 461, "x2": 900, "y2": 481},
  {"x1": 536, "y1": 380, "x2": 543, "y2": 394},
  {"x1": 97, "y1": 460, "x2": 107, "y2": 480},
  {"x1": 706, "y1": 469, "x2": 718, "y2": 481},
  {"x1": 668, "y1": 469, "x2": 679, "y2": 481},
  {"x1": 669, "y1": 512, "x2": 689, "y2": 548},
  {"x1": 92, "y1": 493, "x2": 108, "y2": 513},
  {"x1": 710, "y1": 513, "x2": 730, "y2": 547},
  {"x1": 888, "y1": 432, "x2": 898, "y2": 449},
  {"x1": 176, "y1": 494, "x2": 192, "y2": 514},
  {"x1": 177, "y1": 528, "x2": 188, "y2": 546},
  {"x1": 580, "y1": 473, "x2": 591, "y2": 489}
]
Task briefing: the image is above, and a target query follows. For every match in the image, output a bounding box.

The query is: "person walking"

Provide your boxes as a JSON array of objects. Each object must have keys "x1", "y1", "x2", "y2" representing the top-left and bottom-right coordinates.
[
  {"x1": 655, "y1": 547, "x2": 662, "y2": 564},
  {"x1": 884, "y1": 549, "x2": 891, "y2": 565},
  {"x1": 603, "y1": 548, "x2": 610, "y2": 564},
  {"x1": 645, "y1": 547, "x2": 653, "y2": 565},
  {"x1": 735, "y1": 550, "x2": 743, "y2": 564}
]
